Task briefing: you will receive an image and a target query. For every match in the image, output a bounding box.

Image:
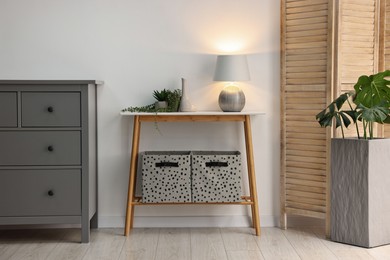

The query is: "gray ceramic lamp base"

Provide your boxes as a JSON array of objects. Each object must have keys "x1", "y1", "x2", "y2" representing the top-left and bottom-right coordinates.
[{"x1": 218, "y1": 88, "x2": 245, "y2": 112}]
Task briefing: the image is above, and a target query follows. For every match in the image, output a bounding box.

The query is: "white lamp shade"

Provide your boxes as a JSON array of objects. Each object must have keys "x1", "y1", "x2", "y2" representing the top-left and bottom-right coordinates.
[{"x1": 213, "y1": 55, "x2": 250, "y2": 81}]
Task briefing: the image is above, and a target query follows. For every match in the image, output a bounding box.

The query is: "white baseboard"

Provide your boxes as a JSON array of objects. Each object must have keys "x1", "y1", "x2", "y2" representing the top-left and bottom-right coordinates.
[
  {"x1": 0, "y1": 215, "x2": 324, "y2": 230},
  {"x1": 98, "y1": 215, "x2": 278, "y2": 228},
  {"x1": 0, "y1": 215, "x2": 323, "y2": 230}
]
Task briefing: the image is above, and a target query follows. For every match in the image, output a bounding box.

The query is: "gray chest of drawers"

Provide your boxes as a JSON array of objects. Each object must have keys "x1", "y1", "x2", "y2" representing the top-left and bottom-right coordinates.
[{"x1": 0, "y1": 80, "x2": 101, "y2": 243}]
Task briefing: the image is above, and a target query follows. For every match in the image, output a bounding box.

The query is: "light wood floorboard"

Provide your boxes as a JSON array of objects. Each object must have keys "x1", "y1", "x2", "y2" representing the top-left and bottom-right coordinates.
[
  {"x1": 0, "y1": 227, "x2": 389, "y2": 260},
  {"x1": 281, "y1": 227, "x2": 337, "y2": 260},
  {"x1": 119, "y1": 228, "x2": 159, "y2": 260},
  {"x1": 3, "y1": 229, "x2": 65, "y2": 260},
  {"x1": 220, "y1": 227, "x2": 258, "y2": 251},
  {"x1": 190, "y1": 228, "x2": 227, "y2": 260},
  {"x1": 226, "y1": 250, "x2": 264, "y2": 260},
  {"x1": 366, "y1": 245, "x2": 390, "y2": 260},
  {"x1": 0, "y1": 230, "x2": 39, "y2": 260},
  {"x1": 311, "y1": 226, "x2": 375, "y2": 260},
  {"x1": 82, "y1": 229, "x2": 126, "y2": 260},
  {"x1": 154, "y1": 228, "x2": 191, "y2": 260},
  {"x1": 255, "y1": 227, "x2": 300, "y2": 260},
  {"x1": 46, "y1": 229, "x2": 90, "y2": 260}
]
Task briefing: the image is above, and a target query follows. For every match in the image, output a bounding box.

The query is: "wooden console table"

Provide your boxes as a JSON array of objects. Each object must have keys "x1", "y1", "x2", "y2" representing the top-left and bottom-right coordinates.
[{"x1": 120, "y1": 111, "x2": 264, "y2": 236}]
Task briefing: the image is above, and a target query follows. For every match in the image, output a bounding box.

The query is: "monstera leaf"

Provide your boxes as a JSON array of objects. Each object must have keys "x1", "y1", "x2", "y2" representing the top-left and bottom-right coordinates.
[
  {"x1": 354, "y1": 70, "x2": 390, "y2": 109},
  {"x1": 356, "y1": 102, "x2": 390, "y2": 124},
  {"x1": 316, "y1": 91, "x2": 357, "y2": 129}
]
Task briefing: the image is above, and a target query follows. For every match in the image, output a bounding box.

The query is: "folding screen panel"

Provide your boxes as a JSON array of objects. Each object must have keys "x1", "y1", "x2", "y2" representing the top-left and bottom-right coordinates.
[
  {"x1": 280, "y1": 0, "x2": 332, "y2": 228},
  {"x1": 334, "y1": 0, "x2": 379, "y2": 138}
]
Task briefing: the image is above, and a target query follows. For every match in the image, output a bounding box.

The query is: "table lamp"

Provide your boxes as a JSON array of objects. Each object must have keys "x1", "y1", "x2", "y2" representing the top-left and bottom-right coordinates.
[{"x1": 213, "y1": 54, "x2": 250, "y2": 112}]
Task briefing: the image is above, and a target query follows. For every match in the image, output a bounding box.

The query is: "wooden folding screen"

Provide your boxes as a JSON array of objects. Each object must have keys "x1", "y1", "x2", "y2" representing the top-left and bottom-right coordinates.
[
  {"x1": 280, "y1": 0, "x2": 332, "y2": 228},
  {"x1": 281, "y1": 0, "x2": 380, "y2": 232}
]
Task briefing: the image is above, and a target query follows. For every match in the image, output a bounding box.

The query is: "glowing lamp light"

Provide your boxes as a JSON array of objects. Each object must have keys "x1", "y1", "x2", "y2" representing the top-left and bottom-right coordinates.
[
  {"x1": 213, "y1": 55, "x2": 250, "y2": 112},
  {"x1": 216, "y1": 41, "x2": 245, "y2": 53}
]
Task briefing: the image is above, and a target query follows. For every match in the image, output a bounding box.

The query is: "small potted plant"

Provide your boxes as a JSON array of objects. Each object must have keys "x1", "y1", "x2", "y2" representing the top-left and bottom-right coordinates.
[
  {"x1": 316, "y1": 70, "x2": 390, "y2": 247},
  {"x1": 122, "y1": 88, "x2": 182, "y2": 113},
  {"x1": 153, "y1": 89, "x2": 169, "y2": 109}
]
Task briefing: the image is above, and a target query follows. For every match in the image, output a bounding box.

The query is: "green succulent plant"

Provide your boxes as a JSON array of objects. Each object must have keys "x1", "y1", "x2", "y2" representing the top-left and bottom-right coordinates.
[{"x1": 152, "y1": 89, "x2": 169, "y2": 101}]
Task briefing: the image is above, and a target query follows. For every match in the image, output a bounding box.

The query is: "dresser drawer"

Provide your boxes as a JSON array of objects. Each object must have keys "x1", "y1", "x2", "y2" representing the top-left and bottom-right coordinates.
[
  {"x1": 0, "y1": 92, "x2": 17, "y2": 127},
  {"x1": 0, "y1": 169, "x2": 81, "y2": 216},
  {"x1": 21, "y1": 92, "x2": 80, "y2": 127},
  {"x1": 0, "y1": 131, "x2": 80, "y2": 166}
]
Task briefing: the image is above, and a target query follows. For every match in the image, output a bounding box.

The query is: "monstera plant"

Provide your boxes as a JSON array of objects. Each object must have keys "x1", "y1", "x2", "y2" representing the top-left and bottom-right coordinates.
[
  {"x1": 316, "y1": 70, "x2": 390, "y2": 139},
  {"x1": 316, "y1": 70, "x2": 390, "y2": 248}
]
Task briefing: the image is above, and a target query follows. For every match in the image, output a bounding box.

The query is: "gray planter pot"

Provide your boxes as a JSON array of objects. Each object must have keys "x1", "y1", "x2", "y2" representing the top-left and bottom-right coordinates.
[
  {"x1": 154, "y1": 101, "x2": 168, "y2": 109},
  {"x1": 331, "y1": 138, "x2": 390, "y2": 248}
]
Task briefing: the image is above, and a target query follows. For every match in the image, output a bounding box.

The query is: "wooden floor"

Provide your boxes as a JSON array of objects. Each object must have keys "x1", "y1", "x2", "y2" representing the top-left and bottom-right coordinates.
[{"x1": 0, "y1": 227, "x2": 390, "y2": 260}]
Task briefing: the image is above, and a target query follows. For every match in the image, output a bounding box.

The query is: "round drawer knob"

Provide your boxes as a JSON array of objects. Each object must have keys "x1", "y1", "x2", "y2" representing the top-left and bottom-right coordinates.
[
  {"x1": 47, "y1": 146, "x2": 54, "y2": 152},
  {"x1": 47, "y1": 106, "x2": 54, "y2": 113},
  {"x1": 48, "y1": 190, "x2": 54, "y2": 196}
]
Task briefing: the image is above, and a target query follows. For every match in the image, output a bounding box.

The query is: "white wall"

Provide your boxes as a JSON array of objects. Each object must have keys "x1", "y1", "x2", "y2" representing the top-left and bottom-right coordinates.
[{"x1": 0, "y1": 0, "x2": 280, "y2": 227}]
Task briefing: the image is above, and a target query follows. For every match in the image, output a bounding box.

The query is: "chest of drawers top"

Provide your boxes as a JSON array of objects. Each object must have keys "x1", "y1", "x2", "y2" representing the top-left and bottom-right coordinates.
[{"x1": 0, "y1": 80, "x2": 102, "y2": 85}]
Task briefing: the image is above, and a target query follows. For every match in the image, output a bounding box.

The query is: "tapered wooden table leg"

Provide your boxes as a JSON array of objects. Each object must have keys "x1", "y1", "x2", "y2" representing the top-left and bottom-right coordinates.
[
  {"x1": 124, "y1": 115, "x2": 141, "y2": 236},
  {"x1": 244, "y1": 115, "x2": 261, "y2": 236}
]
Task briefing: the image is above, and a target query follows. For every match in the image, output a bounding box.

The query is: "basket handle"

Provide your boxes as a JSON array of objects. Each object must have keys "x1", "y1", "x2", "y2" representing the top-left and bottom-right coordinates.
[
  {"x1": 155, "y1": 162, "x2": 179, "y2": 167},
  {"x1": 205, "y1": 161, "x2": 228, "y2": 167}
]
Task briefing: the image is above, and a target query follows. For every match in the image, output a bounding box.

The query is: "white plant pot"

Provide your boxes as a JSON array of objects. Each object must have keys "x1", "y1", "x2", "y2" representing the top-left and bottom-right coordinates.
[{"x1": 331, "y1": 138, "x2": 390, "y2": 247}]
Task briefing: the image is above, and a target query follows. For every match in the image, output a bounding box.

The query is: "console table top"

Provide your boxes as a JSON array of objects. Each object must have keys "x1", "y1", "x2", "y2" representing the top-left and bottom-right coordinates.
[
  {"x1": 120, "y1": 111, "x2": 265, "y2": 116},
  {"x1": 0, "y1": 80, "x2": 103, "y2": 85}
]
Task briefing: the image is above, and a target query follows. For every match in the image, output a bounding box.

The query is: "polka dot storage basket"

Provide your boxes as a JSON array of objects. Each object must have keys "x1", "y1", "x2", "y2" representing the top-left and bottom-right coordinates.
[
  {"x1": 141, "y1": 151, "x2": 192, "y2": 203},
  {"x1": 191, "y1": 151, "x2": 242, "y2": 203}
]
